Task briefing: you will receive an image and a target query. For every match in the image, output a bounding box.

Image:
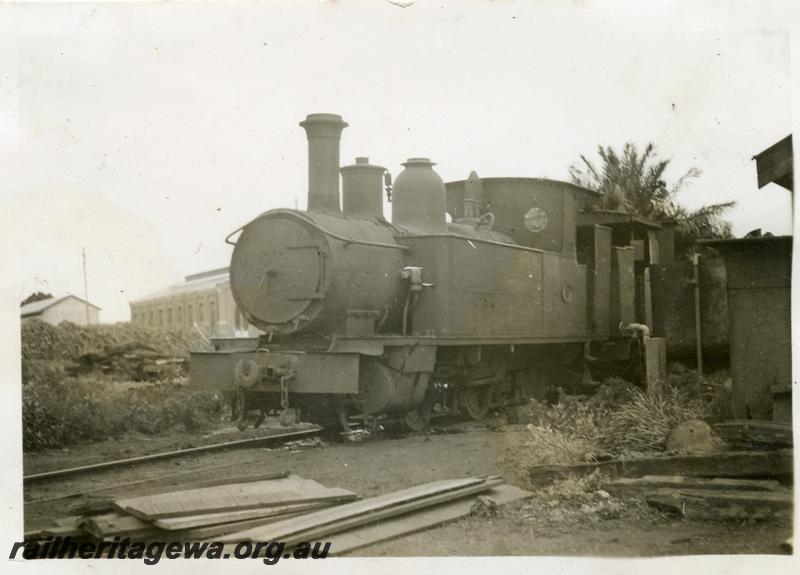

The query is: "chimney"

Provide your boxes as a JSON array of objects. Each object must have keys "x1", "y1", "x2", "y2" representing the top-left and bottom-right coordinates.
[{"x1": 299, "y1": 113, "x2": 348, "y2": 212}]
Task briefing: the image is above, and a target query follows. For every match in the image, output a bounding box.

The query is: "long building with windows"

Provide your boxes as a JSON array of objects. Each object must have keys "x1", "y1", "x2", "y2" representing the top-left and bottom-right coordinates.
[{"x1": 130, "y1": 267, "x2": 258, "y2": 337}]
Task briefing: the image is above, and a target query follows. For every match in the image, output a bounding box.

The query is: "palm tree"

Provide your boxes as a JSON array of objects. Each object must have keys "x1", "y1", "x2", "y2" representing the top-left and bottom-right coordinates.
[{"x1": 569, "y1": 142, "x2": 733, "y2": 252}]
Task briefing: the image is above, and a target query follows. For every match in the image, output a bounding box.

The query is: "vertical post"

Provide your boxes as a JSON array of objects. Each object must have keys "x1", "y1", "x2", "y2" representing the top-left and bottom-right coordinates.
[
  {"x1": 692, "y1": 252, "x2": 703, "y2": 374},
  {"x1": 645, "y1": 337, "x2": 667, "y2": 395},
  {"x1": 82, "y1": 247, "x2": 90, "y2": 325},
  {"x1": 643, "y1": 267, "x2": 653, "y2": 330}
]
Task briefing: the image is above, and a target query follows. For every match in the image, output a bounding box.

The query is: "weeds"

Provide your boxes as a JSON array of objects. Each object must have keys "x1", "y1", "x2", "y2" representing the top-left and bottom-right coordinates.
[
  {"x1": 22, "y1": 374, "x2": 226, "y2": 451},
  {"x1": 21, "y1": 320, "x2": 208, "y2": 362},
  {"x1": 596, "y1": 385, "x2": 707, "y2": 455},
  {"x1": 501, "y1": 364, "x2": 730, "y2": 487},
  {"x1": 539, "y1": 470, "x2": 606, "y2": 502},
  {"x1": 21, "y1": 321, "x2": 222, "y2": 452}
]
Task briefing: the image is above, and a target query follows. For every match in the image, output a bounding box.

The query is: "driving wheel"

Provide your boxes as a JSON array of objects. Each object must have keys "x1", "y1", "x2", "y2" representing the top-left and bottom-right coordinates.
[{"x1": 459, "y1": 385, "x2": 492, "y2": 421}]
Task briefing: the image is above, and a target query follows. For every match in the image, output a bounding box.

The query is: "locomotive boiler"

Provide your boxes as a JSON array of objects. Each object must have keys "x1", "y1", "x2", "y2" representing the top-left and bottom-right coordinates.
[{"x1": 191, "y1": 113, "x2": 649, "y2": 432}]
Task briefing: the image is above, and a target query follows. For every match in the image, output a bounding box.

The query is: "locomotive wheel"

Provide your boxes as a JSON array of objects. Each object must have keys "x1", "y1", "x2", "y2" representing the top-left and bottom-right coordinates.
[
  {"x1": 459, "y1": 385, "x2": 492, "y2": 421},
  {"x1": 403, "y1": 390, "x2": 433, "y2": 432}
]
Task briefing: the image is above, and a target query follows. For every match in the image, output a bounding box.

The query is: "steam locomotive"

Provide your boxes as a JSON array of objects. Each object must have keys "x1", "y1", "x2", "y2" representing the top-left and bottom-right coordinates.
[{"x1": 191, "y1": 113, "x2": 676, "y2": 432}]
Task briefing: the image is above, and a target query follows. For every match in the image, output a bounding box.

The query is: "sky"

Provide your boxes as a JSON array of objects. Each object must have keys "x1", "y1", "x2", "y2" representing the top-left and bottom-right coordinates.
[{"x1": 1, "y1": 1, "x2": 796, "y2": 323}]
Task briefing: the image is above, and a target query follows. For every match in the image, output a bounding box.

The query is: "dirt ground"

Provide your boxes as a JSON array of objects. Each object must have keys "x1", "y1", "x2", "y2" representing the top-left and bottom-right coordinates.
[{"x1": 22, "y1": 420, "x2": 792, "y2": 557}]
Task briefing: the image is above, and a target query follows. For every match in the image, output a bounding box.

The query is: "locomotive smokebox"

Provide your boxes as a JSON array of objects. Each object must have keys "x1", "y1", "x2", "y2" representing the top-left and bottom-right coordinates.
[
  {"x1": 392, "y1": 157, "x2": 447, "y2": 232},
  {"x1": 341, "y1": 157, "x2": 386, "y2": 218},
  {"x1": 299, "y1": 113, "x2": 348, "y2": 213}
]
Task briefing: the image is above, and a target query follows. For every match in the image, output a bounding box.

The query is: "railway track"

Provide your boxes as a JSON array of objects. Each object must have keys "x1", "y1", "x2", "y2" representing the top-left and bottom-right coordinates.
[{"x1": 24, "y1": 427, "x2": 321, "y2": 485}]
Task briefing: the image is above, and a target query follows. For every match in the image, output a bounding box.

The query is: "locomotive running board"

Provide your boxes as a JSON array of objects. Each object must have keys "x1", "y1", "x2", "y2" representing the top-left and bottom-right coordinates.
[{"x1": 327, "y1": 333, "x2": 606, "y2": 355}]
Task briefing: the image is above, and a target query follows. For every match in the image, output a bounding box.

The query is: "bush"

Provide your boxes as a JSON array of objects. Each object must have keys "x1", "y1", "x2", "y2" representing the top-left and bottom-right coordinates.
[
  {"x1": 585, "y1": 377, "x2": 637, "y2": 409},
  {"x1": 21, "y1": 321, "x2": 209, "y2": 362},
  {"x1": 530, "y1": 397, "x2": 603, "y2": 441},
  {"x1": 22, "y1": 375, "x2": 225, "y2": 451},
  {"x1": 665, "y1": 363, "x2": 732, "y2": 423},
  {"x1": 21, "y1": 321, "x2": 221, "y2": 451},
  {"x1": 501, "y1": 367, "x2": 727, "y2": 483},
  {"x1": 596, "y1": 386, "x2": 706, "y2": 456},
  {"x1": 540, "y1": 470, "x2": 606, "y2": 502},
  {"x1": 499, "y1": 424, "x2": 601, "y2": 488}
]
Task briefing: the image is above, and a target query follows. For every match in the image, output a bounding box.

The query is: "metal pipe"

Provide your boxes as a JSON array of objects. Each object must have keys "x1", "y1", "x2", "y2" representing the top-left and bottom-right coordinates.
[
  {"x1": 401, "y1": 286, "x2": 421, "y2": 336},
  {"x1": 691, "y1": 251, "x2": 704, "y2": 374},
  {"x1": 82, "y1": 247, "x2": 90, "y2": 325},
  {"x1": 619, "y1": 322, "x2": 650, "y2": 338},
  {"x1": 400, "y1": 266, "x2": 424, "y2": 335},
  {"x1": 401, "y1": 291, "x2": 411, "y2": 335}
]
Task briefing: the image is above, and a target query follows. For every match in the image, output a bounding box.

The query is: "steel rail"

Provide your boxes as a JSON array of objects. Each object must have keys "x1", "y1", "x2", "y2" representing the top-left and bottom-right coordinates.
[
  {"x1": 24, "y1": 427, "x2": 321, "y2": 484},
  {"x1": 25, "y1": 467, "x2": 290, "y2": 506}
]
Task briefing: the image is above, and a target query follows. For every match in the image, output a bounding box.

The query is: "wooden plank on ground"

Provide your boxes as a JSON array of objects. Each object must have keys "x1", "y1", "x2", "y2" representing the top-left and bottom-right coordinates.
[
  {"x1": 154, "y1": 469, "x2": 289, "y2": 490},
  {"x1": 218, "y1": 477, "x2": 490, "y2": 543},
  {"x1": 83, "y1": 512, "x2": 157, "y2": 539},
  {"x1": 169, "y1": 511, "x2": 310, "y2": 541},
  {"x1": 121, "y1": 488, "x2": 355, "y2": 521},
  {"x1": 528, "y1": 449, "x2": 793, "y2": 485},
  {"x1": 100, "y1": 512, "x2": 311, "y2": 545},
  {"x1": 40, "y1": 516, "x2": 86, "y2": 538},
  {"x1": 69, "y1": 470, "x2": 291, "y2": 516},
  {"x1": 154, "y1": 501, "x2": 331, "y2": 531},
  {"x1": 646, "y1": 488, "x2": 793, "y2": 521},
  {"x1": 69, "y1": 497, "x2": 118, "y2": 516},
  {"x1": 327, "y1": 483, "x2": 531, "y2": 555},
  {"x1": 603, "y1": 475, "x2": 786, "y2": 494},
  {"x1": 116, "y1": 475, "x2": 356, "y2": 520},
  {"x1": 39, "y1": 525, "x2": 87, "y2": 538},
  {"x1": 278, "y1": 478, "x2": 504, "y2": 547},
  {"x1": 713, "y1": 420, "x2": 793, "y2": 448}
]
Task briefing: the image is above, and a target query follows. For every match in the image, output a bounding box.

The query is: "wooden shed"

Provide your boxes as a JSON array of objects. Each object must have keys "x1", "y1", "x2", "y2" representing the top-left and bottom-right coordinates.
[{"x1": 21, "y1": 295, "x2": 101, "y2": 326}]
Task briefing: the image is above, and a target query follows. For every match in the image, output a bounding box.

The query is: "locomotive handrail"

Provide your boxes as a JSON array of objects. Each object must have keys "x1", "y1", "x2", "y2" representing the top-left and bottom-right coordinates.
[
  {"x1": 264, "y1": 209, "x2": 412, "y2": 251},
  {"x1": 228, "y1": 209, "x2": 542, "y2": 254},
  {"x1": 400, "y1": 232, "x2": 545, "y2": 254},
  {"x1": 317, "y1": 227, "x2": 411, "y2": 251},
  {"x1": 475, "y1": 212, "x2": 495, "y2": 232},
  {"x1": 225, "y1": 226, "x2": 245, "y2": 246}
]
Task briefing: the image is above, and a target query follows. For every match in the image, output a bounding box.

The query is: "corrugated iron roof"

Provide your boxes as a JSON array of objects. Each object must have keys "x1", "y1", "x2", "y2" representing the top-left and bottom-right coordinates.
[
  {"x1": 130, "y1": 269, "x2": 230, "y2": 305},
  {"x1": 21, "y1": 295, "x2": 101, "y2": 317},
  {"x1": 445, "y1": 176, "x2": 602, "y2": 197},
  {"x1": 753, "y1": 135, "x2": 793, "y2": 191},
  {"x1": 577, "y1": 209, "x2": 662, "y2": 229},
  {"x1": 698, "y1": 235, "x2": 793, "y2": 249},
  {"x1": 185, "y1": 266, "x2": 230, "y2": 282}
]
